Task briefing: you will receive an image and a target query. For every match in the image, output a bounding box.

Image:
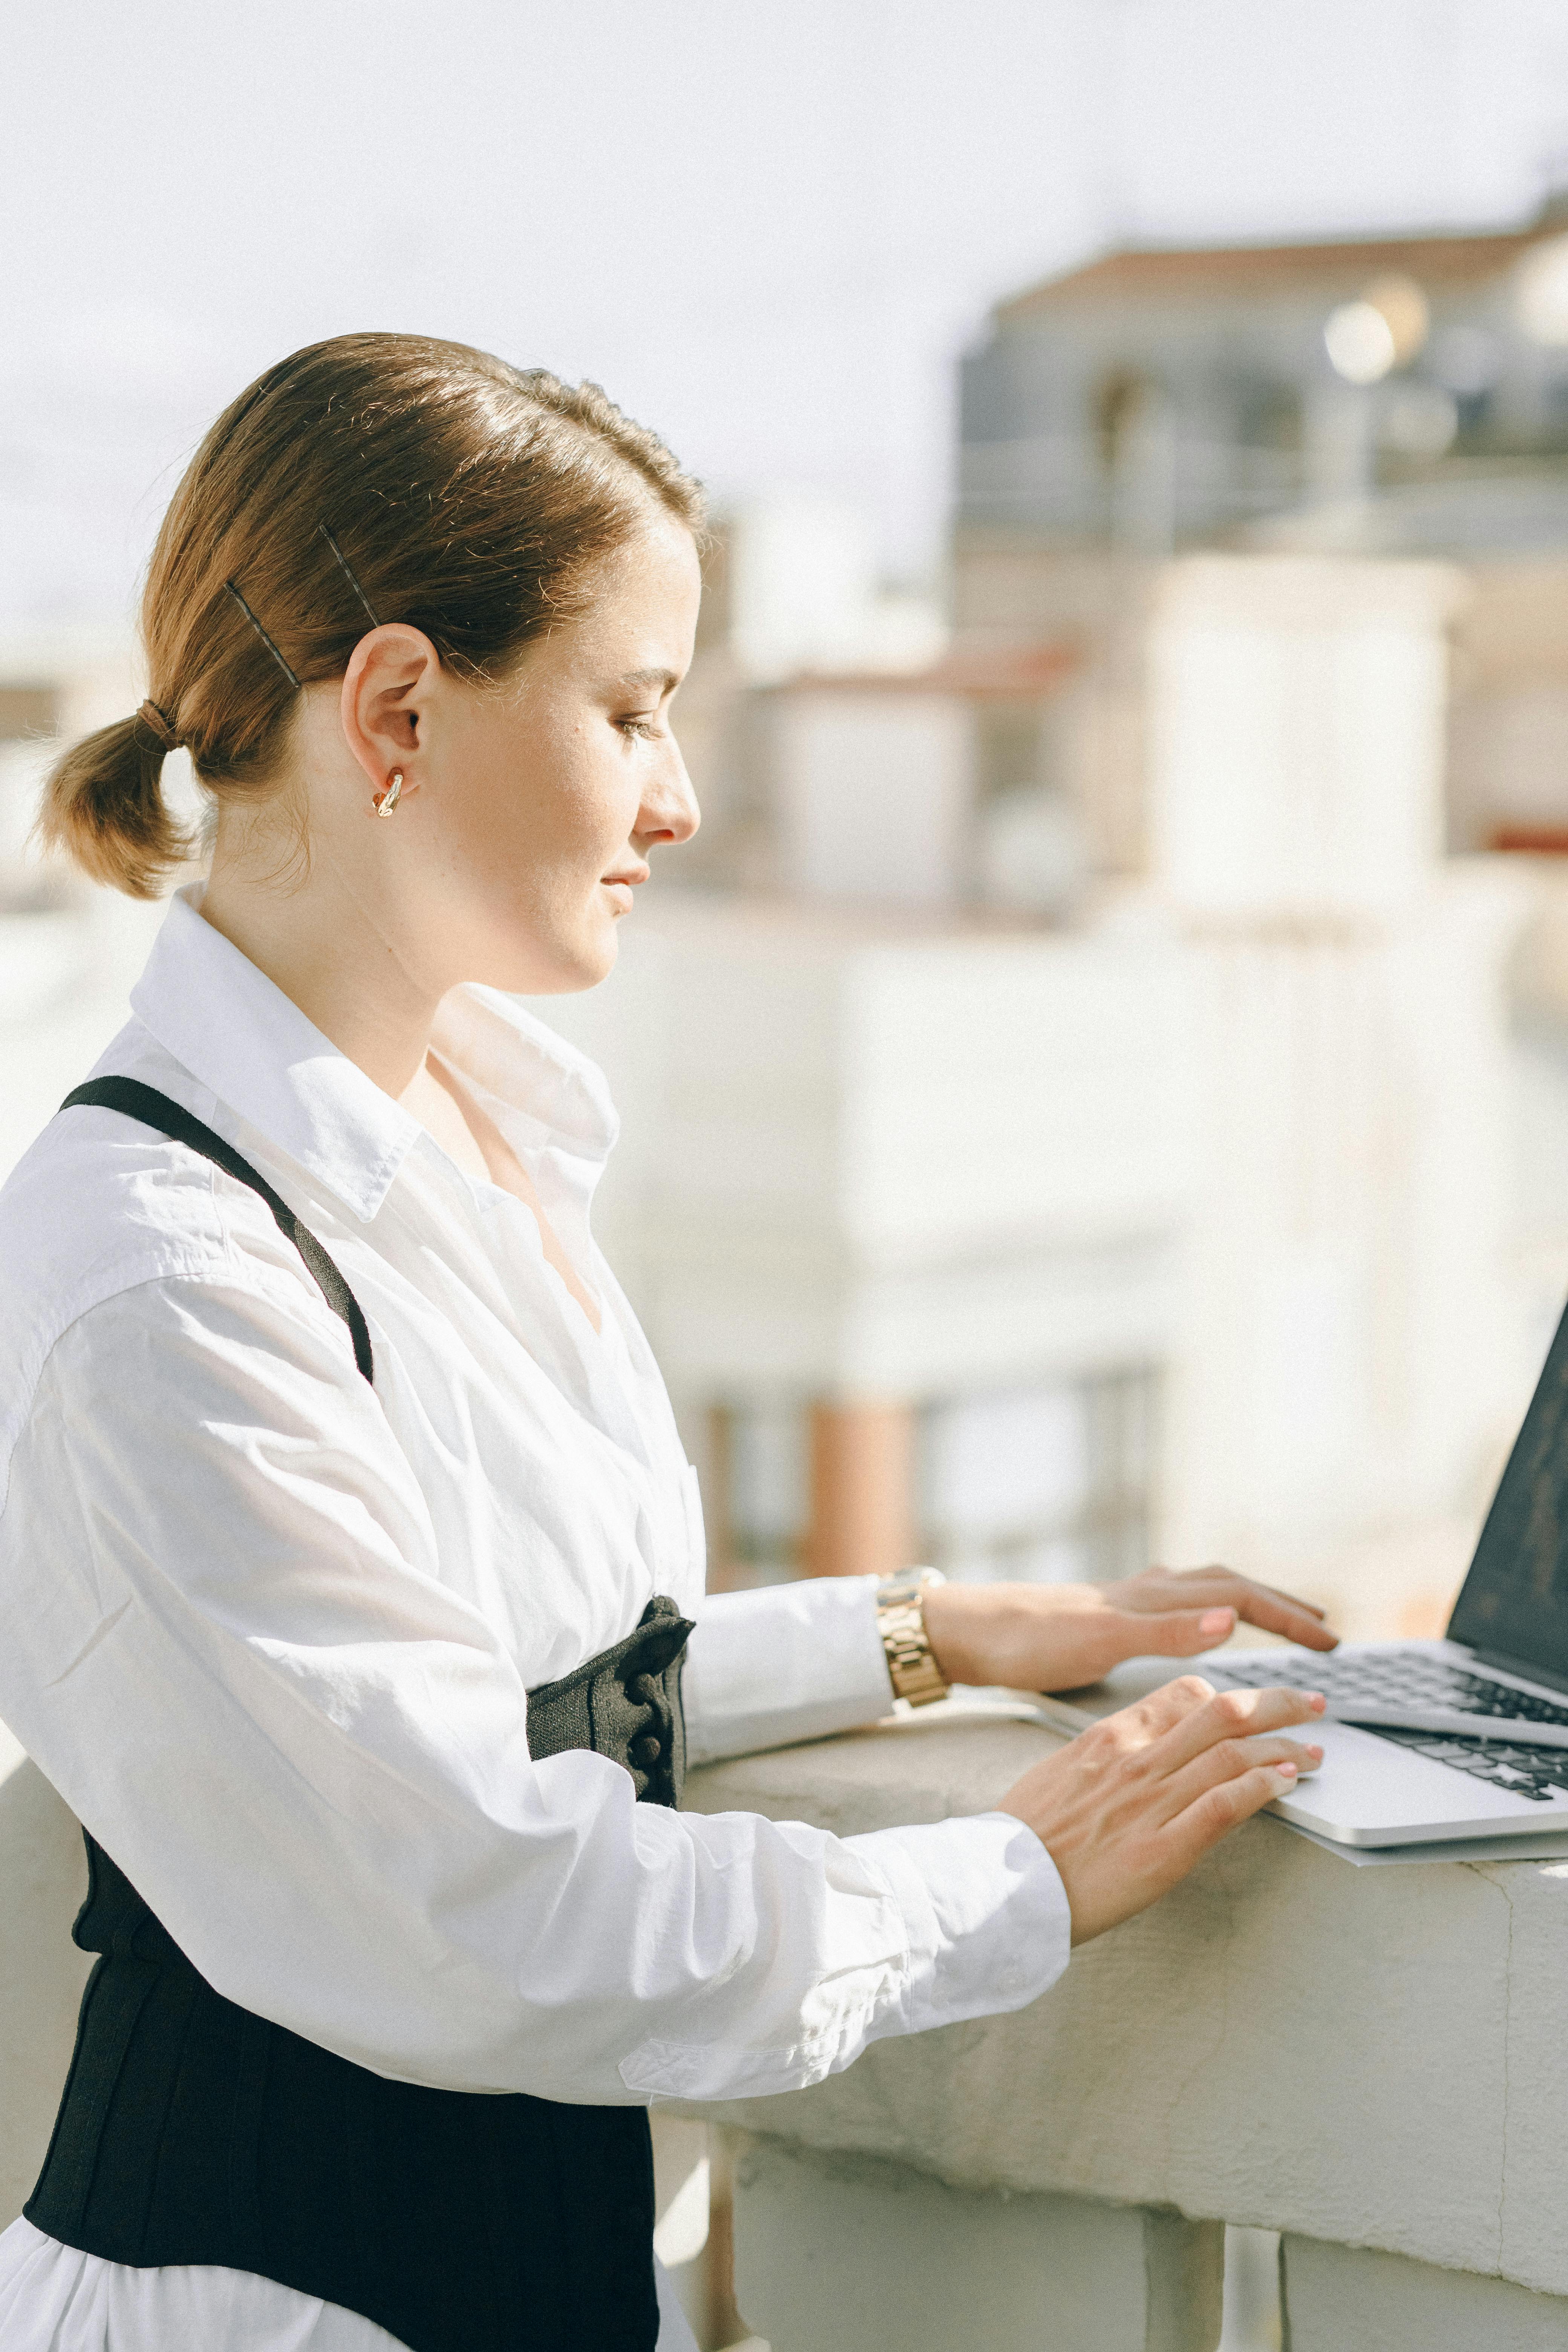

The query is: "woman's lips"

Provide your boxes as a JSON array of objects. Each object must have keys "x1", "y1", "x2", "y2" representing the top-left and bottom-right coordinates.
[{"x1": 601, "y1": 864, "x2": 648, "y2": 915}]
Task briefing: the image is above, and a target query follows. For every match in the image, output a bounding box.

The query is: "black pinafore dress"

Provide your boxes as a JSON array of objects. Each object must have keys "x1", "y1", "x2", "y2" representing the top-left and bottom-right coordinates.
[{"x1": 24, "y1": 1080, "x2": 695, "y2": 2352}]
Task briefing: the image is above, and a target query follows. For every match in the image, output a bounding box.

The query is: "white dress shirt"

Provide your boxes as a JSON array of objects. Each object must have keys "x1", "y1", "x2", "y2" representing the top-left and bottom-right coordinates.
[{"x1": 0, "y1": 889, "x2": 1070, "y2": 2349}]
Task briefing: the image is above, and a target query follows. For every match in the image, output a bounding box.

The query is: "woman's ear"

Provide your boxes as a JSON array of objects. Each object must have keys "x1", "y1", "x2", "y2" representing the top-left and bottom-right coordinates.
[{"x1": 338, "y1": 626, "x2": 441, "y2": 805}]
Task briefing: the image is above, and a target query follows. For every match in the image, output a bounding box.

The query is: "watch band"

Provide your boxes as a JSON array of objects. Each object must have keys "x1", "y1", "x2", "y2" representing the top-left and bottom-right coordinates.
[{"x1": 876, "y1": 1570, "x2": 949, "y2": 1708}]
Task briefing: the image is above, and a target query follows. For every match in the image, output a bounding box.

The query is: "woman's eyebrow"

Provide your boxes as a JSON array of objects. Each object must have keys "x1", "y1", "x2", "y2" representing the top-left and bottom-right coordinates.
[{"x1": 616, "y1": 666, "x2": 680, "y2": 695}]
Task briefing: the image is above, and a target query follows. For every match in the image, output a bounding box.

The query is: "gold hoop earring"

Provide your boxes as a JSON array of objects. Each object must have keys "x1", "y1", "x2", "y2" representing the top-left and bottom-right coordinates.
[{"x1": 373, "y1": 770, "x2": 404, "y2": 818}]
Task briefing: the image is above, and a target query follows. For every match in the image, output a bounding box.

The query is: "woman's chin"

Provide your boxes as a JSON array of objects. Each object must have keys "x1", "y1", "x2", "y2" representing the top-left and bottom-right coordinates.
[{"x1": 514, "y1": 932, "x2": 619, "y2": 997}]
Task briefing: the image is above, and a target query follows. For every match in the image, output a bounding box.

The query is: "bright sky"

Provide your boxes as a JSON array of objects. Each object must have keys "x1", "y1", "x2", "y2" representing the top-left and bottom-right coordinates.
[{"x1": 3, "y1": 0, "x2": 1566, "y2": 625}]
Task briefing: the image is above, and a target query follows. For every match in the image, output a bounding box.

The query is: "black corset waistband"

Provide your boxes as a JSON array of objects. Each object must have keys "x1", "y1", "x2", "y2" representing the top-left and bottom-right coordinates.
[{"x1": 26, "y1": 1597, "x2": 694, "y2": 2352}]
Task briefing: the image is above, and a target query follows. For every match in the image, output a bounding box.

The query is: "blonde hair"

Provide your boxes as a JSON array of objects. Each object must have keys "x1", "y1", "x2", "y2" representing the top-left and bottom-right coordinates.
[{"x1": 42, "y1": 334, "x2": 704, "y2": 897}]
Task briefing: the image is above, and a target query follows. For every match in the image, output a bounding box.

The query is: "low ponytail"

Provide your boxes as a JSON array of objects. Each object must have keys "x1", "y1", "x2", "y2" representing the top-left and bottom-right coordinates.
[
  {"x1": 38, "y1": 332, "x2": 703, "y2": 902},
  {"x1": 38, "y1": 711, "x2": 194, "y2": 901}
]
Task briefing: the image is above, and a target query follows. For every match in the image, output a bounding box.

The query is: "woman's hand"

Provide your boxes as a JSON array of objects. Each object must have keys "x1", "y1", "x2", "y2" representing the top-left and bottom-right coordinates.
[
  {"x1": 996, "y1": 1675, "x2": 1326, "y2": 1944},
  {"x1": 922, "y1": 1564, "x2": 1336, "y2": 1696}
]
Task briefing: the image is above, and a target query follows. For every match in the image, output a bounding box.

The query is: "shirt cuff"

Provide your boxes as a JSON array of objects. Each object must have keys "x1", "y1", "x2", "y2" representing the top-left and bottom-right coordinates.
[
  {"x1": 684, "y1": 1576, "x2": 893, "y2": 1765},
  {"x1": 850, "y1": 1811, "x2": 1073, "y2": 2035}
]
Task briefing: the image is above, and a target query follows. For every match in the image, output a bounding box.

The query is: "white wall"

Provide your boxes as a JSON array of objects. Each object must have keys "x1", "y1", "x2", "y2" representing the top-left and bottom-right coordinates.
[
  {"x1": 1146, "y1": 556, "x2": 1544, "y2": 1621},
  {"x1": 1148, "y1": 555, "x2": 1462, "y2": 917},
  {"x1": 772, "y1": 691, "x2": 974, "y2": 906},
  {"x1": 532, "y1": 894, "x2": 1189, "y2": 1401},
  {"x1": 723, "y1": 496, "x2": 946, "y2": 684}
]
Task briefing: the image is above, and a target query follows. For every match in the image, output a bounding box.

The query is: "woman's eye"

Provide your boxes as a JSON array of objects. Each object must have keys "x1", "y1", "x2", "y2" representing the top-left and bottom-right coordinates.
[{"x1": 617, "y1": 714, "x2": 659, "y2": 741}]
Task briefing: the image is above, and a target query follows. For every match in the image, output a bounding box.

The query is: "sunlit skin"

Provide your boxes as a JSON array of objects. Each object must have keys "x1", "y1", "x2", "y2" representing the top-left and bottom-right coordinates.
[
  {"x1": 198, "y1": 501, "x2": 1331, "y2": 1942},
  {"x1": 202, "y1": 511, "x2": 706, "y2": 1329}
]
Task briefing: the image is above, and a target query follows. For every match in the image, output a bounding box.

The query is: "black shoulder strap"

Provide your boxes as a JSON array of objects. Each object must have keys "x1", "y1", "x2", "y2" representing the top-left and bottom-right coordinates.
[{"x1": 61, "y1": 1076, "x2": 374, "y2": 1386}]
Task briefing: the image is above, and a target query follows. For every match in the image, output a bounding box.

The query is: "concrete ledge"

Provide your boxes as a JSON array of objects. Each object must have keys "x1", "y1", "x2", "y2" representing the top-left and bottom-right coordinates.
[
  {"x1": 732, "y1": 2133, "x2": 1222, "y2": 2352},
  {"x1": 1, "y1": 1702, "x2": 1557, "y2": 2312},
  {"x1": 681, "y1": 1707, "x2": 1568, "y2": 2298},
  {"x1": 1280, "y1": 2232, "x2": 1568, "y2": 2351}
]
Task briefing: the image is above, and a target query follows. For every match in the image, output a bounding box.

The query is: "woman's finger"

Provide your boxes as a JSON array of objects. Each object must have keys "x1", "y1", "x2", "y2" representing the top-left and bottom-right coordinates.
[
  {"x1": 1153, "y1": 1730, "x2": 1324, "y2": 1822},
  {"x1": 1162, "y1": 1571, "x2": 1335, "y2": 1650},
  {"x1": 1161, "y1": 1760, "x2": 1309, "y2": 1873},
  {"x1": 1145, "y1": 1681, "x2": 1325, "y2": 1774},
  {"x1": 1112, "y1": 1567, "x2": 1335, "y2": 1650},
  {"x1": 1096, "y1": 1672, "x2": 1217, "y2": 1748},
  {"x1": 1256, "y1": 1586, "x2": 1327, "y2": 1620},
  {"x1": 1161, "y1": 1580, "x2": 1335, "y2": 1637},
  {"x1": 1118, "y1": 1605, "x2": 1240, "y2": 1658},
  {"x1": 1228, "y1": 1586, "x2": 1338, "y2": 1651},
  {"x1": 1176, "y1": 1566, "x2": 1328, "y2": 1621},
  {"x1": 1142, "y1": 1562, "x2": 1326, "y2": 1618}
]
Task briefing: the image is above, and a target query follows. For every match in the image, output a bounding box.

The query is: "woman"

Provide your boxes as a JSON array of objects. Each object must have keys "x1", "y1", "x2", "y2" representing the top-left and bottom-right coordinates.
[{"x1": 0, "y1": 335, "x2": 1329, "y2": 2352}]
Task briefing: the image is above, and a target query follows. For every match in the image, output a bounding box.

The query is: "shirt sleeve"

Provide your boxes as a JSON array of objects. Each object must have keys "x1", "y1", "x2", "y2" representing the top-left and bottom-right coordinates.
[
  {"x1": 683, "y1": 1576, "x2": 899, "y2": 1764},
  {"x1": 0, "y1": 1274, "x2": 1070, "y2": 2107}
]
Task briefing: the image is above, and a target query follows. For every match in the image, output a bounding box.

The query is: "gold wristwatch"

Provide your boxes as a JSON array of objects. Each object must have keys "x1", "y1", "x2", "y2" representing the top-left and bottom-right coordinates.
[{"x1": 875, "y1": 1570, "x2": 949, "y2": 1708}]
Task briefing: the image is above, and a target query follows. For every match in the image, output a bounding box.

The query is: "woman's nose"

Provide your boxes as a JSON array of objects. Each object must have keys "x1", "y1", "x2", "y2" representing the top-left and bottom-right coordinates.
[{"x1": 636, "y1": 746, "x2": 701, "y2": 847}]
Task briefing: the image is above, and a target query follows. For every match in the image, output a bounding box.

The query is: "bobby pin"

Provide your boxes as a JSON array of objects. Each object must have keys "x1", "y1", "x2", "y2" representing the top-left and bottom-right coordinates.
[
  {"x1": 319, "y1": 522, "x2": 382, "y2": 629},
  {"x1": 224, "y1": 580, "x2": 301, "y2": 691}
]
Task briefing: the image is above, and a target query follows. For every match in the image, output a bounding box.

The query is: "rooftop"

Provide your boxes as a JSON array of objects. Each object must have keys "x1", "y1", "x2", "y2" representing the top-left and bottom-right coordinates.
[
  {"x1": 769, "y1": 640, "x2": 1080, "y2": 700},
  {"x1": 996, "y1": 215, "x2": 1561, "y2": 325}
]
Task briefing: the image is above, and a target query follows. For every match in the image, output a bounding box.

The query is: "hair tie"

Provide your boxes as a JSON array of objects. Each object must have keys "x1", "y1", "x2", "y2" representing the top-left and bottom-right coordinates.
[{"x1": 136, "y1": 699, "x2": 180, "y2": 753}]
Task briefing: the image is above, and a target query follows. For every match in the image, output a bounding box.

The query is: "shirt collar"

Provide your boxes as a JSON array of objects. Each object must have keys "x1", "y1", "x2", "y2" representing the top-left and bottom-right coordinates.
[{"x1": 130, "y1": 888, "x2": 618, "y2": 1223}]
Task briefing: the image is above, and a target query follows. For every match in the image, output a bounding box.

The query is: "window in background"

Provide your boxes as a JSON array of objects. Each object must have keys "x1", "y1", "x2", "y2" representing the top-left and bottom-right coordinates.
[
  {"x1": 706, "y1": 1369, "x2": 1156, "y2": 1593},
  {"x1": 920, "y1": 1369, "x2": 1155, "y2": 1586},
  {"x1": 705, "y1": 1401, "x2": 810, "y2": 1590}
]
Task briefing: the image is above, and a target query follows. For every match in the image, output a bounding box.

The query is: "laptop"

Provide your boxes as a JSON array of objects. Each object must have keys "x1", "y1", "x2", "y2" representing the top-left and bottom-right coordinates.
[{"x1": 1040, "y1": 1295, "x2": 1568, "y2": 1849}]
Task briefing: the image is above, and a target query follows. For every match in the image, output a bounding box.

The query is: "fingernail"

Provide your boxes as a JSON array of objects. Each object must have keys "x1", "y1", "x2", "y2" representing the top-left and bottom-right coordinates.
[
  {"x1": 1307, "y1": 1744, "x2": 1323, "y2": 1760},
  {"x1": 1199, "y1": 1608, "x2": 1233, "y2": 1635},
  {"x1": 1274, "y1": 1762, "x2": 1298, "y2": 1779},
  {"x1": 1308, "y1": 1693, "x2": 1326, "y2": 1712}
]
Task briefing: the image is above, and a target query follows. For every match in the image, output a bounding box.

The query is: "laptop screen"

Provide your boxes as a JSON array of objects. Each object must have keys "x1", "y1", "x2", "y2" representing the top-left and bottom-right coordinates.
[{"x1": 1449, "y1": 1294, "x2": 1568, "y2": 1683}]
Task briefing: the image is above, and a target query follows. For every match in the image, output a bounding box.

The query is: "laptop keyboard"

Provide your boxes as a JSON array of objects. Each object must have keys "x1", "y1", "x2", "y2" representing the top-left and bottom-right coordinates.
[
  {"x1": 1369, "y1": 1729, "x2": 1568, "y2": 1802},
  {"x1": 1214, "y1": 1651, "x2": 1568, "y2": 1730}
]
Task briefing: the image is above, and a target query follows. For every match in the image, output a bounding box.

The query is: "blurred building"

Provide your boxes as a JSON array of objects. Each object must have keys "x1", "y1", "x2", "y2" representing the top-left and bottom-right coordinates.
[
  {"x1": 539, "y1": 205, "x2": 1568, "y2": 1634},
  {"x1": 13, "y1": 218, "x2": 1568, "y2": 1651},
  {"x1": 760, "y1": 642, "x2": 1084, "y2": 913},
  {"x1": 958, "y1": 208, "x2": 1568, "y2": 543},
  {"x1": 956, "y1": 204, "x2": 1568, "y2": 871},
  {"x1": 553, "y1": 552, "x2": 1568, "y2": 1641}
]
